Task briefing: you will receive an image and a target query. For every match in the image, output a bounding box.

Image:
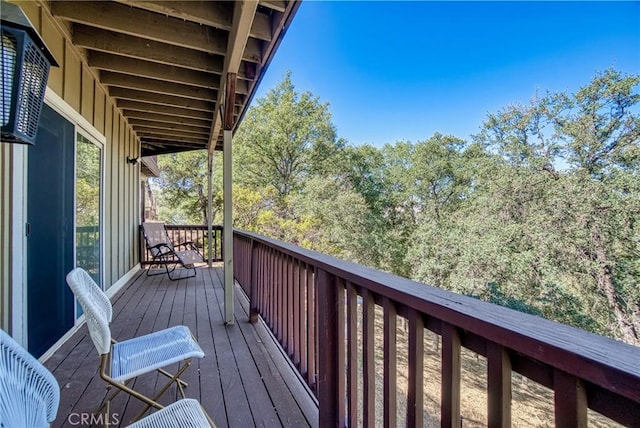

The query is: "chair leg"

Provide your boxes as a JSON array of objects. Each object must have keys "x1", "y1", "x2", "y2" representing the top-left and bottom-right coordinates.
[
  {"x1": 156, "y1": 367, "x2": 188, "y2": 387},
  {"x1": 131, "y1": 359, "x2": 193, "y2": 421},
  {"x1": 146, "y1": 254, "x2": 178, "y2": 277},
  {"x1": 167, "y1": 264, "x2": 197, "y2": 281},
  {"x1": 95, "y1": 379, "x2": 133, "y2": 415}
]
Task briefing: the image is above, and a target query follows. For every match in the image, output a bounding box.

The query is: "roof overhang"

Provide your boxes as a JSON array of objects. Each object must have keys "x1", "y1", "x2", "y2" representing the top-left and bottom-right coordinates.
[{"x1": 48, "y1": 0, "x2": 300, "y2": 156}]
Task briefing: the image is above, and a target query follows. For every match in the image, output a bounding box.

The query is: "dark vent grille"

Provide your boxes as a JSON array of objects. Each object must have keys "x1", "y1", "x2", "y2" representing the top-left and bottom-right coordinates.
[
  {"x1": 16, "y1": 35, "x2": 48, "y2": 139},
  {"x1": 1, "y1": 31, "x2": 17, "y2": 127},
  {"x1": 0, "y1": 26, "x2": 51, "y2": 145}
]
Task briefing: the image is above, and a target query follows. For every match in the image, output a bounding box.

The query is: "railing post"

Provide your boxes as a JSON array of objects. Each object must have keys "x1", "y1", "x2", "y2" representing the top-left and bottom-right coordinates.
[
  {"x1": 442, "y1": 322, "x2": 461, "y2": 428},
  {"x1": 317, "y1": 268, "x2": 343, "y2": 427},
  {"x1": 407, "y1": 308, "x2": 424, "y2": 428},
  {"x1": 487, "y1": 342, "x2": 511, "y2": 428},
  {"x1": 383, "y1": 297, "x2": 397, "y2": 428},
  {"x1": 249, "y1": 239, "x2": 259, "y2": 323},
  {"x1": 554, "y1": 369, "x2": 587, "y2": 428}
]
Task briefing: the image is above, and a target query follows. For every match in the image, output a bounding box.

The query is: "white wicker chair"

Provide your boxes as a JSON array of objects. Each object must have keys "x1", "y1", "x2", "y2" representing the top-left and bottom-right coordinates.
[
  {"x1": 1, "y1": 328, "x2": 213, "y2": 427},
  {"x1": 66, "y1": 268, "x2": 206, "y2": 422},
  {"x1": 127, "y1": 399, "x2": 213, "y2": 428},
  {"x1": 0, "y1": 329, "x2": 60, "y2": 428}
]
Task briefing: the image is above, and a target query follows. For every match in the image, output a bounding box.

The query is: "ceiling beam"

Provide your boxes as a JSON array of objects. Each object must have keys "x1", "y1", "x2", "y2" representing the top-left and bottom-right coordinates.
[
  {"x1": 51, "y1": 1, "x2": 227, "y2": 54},
  {"x1": 209, "y1": 1, "x2": 259, "y2": 152},
  {"x1": 140, "y1": 135, "x2": 208, "y2": 145},
  {"x1": 114, "y1": 0, "x2": 272, "y2": 41},
  {"x1": 100, "y1": 72, "x2": 217, "y2": 101},
  {"x1": 141, "y1": 142, "x2": 207, "y2": 156},
  {"x1": 89, "y1": 52, "x2": 219, "y2": 89},
  {"x1": 109, "y1": 88, "x2": 214, "y2": 112},
  {"x1": 73, "y1": 24, "x2": 224, "y2": 74},
  {"x1": 260, "y1": 0, "x2": 287, "y2": 13},
  {"x1": 128, "y1": 118, "x2": 210, "y2": 132},
  {"x1": 116, "y1": 100, "x2": 213, "y2": 120},
  {"x1": 123, "y1": 111, "x2": 211, "y2": 129},
  {"x1": 132, "y1": 125, "x2": 209, "y2": 139},
  {"x1": 51, "y1": 1, "x2": 263, "y2": 62}
]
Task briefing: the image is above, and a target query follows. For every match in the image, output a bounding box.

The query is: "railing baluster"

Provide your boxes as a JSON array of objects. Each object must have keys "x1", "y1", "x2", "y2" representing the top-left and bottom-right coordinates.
[
  {"x1": 267, "y1": 247, "x2": 274, "y2": 328},
  {"x1": 249, "y1": 239, "x2": 259, "y2": 322},
  {"x1": 362, "y1": 288, "x2": 375, "y2": 427},
  {"x1": 337, "y1": 278, "x2": 346, "y2": 425},
  {"x1": 276, "y1": 251, "x2": 283, "y2": 342},
  {"x1": 346, "y1": 282, "x2": 358, "y2": 428},
  {"x1": 383, "y1": 297, "x2": 398, "y2": 428},
  {"x1": 293, "y1": 258, "x2": 300, "y2": 366},
  {"x1": 307, "y1": 266, "x2": 316, "y2": 391},
  {"x1": 282, "y1": 254, "x2": 288, "y2": 349},
  {"x1": 407, "y1": 308, "x2": 424, "y2": 428},
  {"x1": 487, "y1": 342, "x2": 511, "y2": 428},
  {"x1": 442, "y1": 322, "x2": 461, "y2": 428},
  {"x1": 300, "y1": 262, "x2": 308, "y2": 379},
  {"x1": 287, "y1": 255, "x2": 294, "y2": 353},
  {"x1": 554, "y1": 369, "x2": 587, "y2": 428}
]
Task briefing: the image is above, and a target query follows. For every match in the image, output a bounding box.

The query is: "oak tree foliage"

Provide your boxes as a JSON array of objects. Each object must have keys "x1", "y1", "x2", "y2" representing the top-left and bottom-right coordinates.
[{"x1": 154, "y1": 70, "x2": 640, "y2": 344}]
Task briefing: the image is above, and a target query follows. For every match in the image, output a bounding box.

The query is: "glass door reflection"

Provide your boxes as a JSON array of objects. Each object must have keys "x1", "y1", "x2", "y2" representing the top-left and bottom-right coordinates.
[{"x1": 75, "y1": 133, "x2": 102, "y2": 287}]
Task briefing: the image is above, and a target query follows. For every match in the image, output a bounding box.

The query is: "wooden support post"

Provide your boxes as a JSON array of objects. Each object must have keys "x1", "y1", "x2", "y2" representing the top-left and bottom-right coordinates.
[
  {"x1": 554, "y1": 369, "x2": 587, "y2": 428},
  {"x1": 317, "y1": 269, "x2": 343, "y2": 427},
  {"x1": 223, "y1": 73, "x2": 236, "y2": 325},
  {"x1": 207, "y1": 150, "x2": 213, "y2": 267},
  {"x1": 487, "y1": 342, "x2": 512, "y2": 428},
  {"x1": 442, "y1": 323, "x2": 461, "y2": 428}
]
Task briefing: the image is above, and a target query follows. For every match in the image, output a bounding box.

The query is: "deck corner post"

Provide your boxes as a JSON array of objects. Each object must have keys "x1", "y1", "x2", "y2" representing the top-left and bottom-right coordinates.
[{"x1": 317, "y1": 268, "x2": 342, "y2": 427}]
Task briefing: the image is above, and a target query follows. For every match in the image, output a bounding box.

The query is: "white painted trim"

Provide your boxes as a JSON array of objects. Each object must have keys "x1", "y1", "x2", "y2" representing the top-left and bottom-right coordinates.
[
  {"x1": 45, "y1": 88, "x2": 106, "y2": 145},
  {"x1": 38, "y1": 263, "x2": 141, "y2": 363},
  {"x1": 105, "y1": 264, "x2": 141, "y2": 299},
  {"x1": 10, "y1": 145, "x2": 28, "y2": 347}
]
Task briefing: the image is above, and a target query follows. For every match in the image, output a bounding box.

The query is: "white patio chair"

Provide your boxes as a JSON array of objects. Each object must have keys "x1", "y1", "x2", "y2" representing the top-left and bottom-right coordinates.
[
  {"x1": 66, "y1": 268, "x2": 206, "y2": 422},
  {"x1": 0, "y1": 329, "x2": 214, "y2": 427},
  {"x1": 0, "y1": 328, "x2": 60, "y2": 428},
  {"x1": 127, "y1": 399, "x2": 213, "y2": 428}
]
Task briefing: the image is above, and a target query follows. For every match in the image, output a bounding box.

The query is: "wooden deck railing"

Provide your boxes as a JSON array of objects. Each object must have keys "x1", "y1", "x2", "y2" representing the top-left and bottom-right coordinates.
[
  {"x1": 139, "y1": 224, "x2": 223, "y2": 264},
  {"x1": 233, "y1": 229, "x2": 640, "y2": 427}
]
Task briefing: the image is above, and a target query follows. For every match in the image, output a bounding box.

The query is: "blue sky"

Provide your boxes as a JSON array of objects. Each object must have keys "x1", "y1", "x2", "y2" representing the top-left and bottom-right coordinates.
[{"x1": 254, "y1": 1, "x2": 640, "y2": 147}]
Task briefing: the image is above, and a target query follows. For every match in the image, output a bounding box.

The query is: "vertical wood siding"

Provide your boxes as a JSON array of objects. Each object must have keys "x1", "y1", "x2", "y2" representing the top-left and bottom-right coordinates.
[{"x1": 7, "y1": 0, "x2": 142, "y2": 294}]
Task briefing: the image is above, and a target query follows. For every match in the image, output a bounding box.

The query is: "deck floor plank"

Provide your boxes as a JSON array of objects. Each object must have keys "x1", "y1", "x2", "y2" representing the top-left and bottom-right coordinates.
[
  {"x1": 204, "y1": 269, "x2": 254, "y2": 428},
  {"x1": 48, "y1": 266, "x2": 315, "y2": 427},
  {"x1": 209, "y1": 269, "x2": 283, "y2": 427}
]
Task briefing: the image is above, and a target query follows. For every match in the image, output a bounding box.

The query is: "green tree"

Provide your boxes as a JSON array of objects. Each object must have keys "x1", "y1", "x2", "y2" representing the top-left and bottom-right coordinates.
[
  {"x1": 410, "y1": 69, "x2": 639, "y2": 344},
  {"x1": 154, "y1": 150, "x2": 222, "y2": 224},
  {"x1": 234, "y1": 71, "x2": 344, "y2": 208}
]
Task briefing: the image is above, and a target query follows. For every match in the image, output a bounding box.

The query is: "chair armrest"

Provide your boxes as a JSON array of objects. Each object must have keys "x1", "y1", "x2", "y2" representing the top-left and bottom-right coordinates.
[{"x1": 174, "y1": 241, "x2": 194, "y2": 248}]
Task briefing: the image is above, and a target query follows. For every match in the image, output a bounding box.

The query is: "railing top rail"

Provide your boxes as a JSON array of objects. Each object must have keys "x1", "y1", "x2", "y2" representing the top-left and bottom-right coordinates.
[
  {"x1": 163, "y1": 224, "x2": 223, "y2": 229},
  {"x1": 234, "y1": 229, "x2": 640, "y2": 403}
]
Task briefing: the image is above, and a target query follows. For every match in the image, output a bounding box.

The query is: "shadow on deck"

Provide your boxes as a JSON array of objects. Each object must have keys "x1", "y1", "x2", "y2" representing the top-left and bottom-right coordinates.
[{"x1": 44, "y1": 266, "x2": 318, "y2": 427}]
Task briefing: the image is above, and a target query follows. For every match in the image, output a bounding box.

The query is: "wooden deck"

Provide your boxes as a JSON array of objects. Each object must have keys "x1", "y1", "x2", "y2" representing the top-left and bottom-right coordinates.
[{"x1": 43, "y1": 266, "x2": 318, "y2": 427}]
